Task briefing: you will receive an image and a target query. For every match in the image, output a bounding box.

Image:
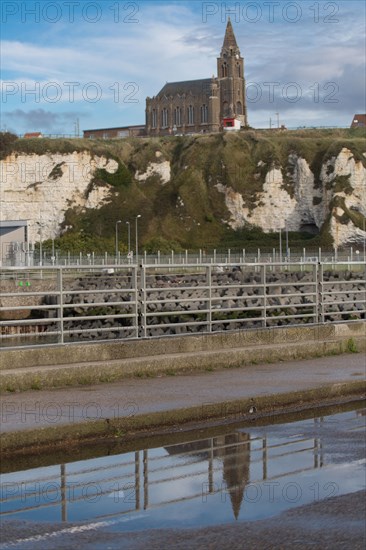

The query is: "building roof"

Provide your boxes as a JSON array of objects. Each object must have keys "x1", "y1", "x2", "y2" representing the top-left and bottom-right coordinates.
[
  {"x1": 24, "y1": 132, "x2": 42, "y2": 138},
  {"x1": 156, "y1": 78, "x2": 212, "y2": 98},
  {"x1": 83, "y1": 125, "x2": 145, "y2": 133},
  {"x1": 351, "y1": 114, "x2": 366, "y2": 127},
  {"x1": 0, "y1": 220, "x2": 28, "y2": 228}
]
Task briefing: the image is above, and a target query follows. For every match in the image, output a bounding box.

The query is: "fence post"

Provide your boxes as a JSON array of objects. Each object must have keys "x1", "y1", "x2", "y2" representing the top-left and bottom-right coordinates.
[
  {"x1": 317, "y1": 262, "x2": 324, "y2": 323},
  {"x1": 206, "y1": 265, "x2": 212, "y2": 333},
  {"x1": 57, "y1": 267, "x2": 64, "y2": 344},
  {"x1": 261, "y1": 264, "x2": 267, "y2": 328},
  {"x1": 139, "y1": 265, "x2": 146, "y2": 339}
]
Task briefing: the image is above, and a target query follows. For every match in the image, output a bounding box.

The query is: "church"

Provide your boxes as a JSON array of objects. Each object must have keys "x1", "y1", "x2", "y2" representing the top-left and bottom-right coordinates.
[
  {"x1": 145, "y1": 19, "x2": 248, "y2": 136},
  {"x1": 84, "y1": 20, "x2": 248, "y2": 140}
]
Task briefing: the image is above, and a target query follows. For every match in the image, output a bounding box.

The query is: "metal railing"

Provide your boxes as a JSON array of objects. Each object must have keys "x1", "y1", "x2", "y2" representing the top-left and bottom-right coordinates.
[
  {"x1": 3, "y1": 245, "x2": 366, "y2": 268},
  {"x1": 0, "y1": 261, "x2": 365, "y2": 348}
]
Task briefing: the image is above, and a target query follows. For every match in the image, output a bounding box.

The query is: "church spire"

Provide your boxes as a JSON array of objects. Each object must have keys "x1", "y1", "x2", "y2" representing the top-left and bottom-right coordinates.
[{"x1": 221, "y1": 17, "x2": 239, "y2": 54}]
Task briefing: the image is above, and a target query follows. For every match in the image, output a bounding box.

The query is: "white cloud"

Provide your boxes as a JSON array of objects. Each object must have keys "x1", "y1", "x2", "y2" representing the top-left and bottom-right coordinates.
[{"x1": 1, "y1": 0, "x2": 365, "y2": 132}]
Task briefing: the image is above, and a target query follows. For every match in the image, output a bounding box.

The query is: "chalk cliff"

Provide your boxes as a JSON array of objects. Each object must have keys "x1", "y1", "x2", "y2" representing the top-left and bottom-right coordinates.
[{"x1": 0, "y1": 131, "x2": 365, "y2": 249}]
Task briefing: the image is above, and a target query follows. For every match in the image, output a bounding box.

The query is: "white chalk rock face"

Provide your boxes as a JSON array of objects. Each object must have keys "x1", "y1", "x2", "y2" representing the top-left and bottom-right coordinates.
[
  {"x1": 135, "y1": 161, "x2": 171, "y2": 185},
  {"x1": 0, "y1": 152, "x2": 117, "y2": 241},
  {"x1": 1, "y1": 145, "x2": 365, "y2": 247},
  {"x1": 216, "y1": 148, "x2": 366, "y2": 246}
]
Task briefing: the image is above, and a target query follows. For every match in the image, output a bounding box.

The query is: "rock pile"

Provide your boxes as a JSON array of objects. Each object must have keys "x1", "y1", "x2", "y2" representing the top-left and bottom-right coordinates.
[{"x1": 44, "y1": 267, "x2": 365, "y2": 341}]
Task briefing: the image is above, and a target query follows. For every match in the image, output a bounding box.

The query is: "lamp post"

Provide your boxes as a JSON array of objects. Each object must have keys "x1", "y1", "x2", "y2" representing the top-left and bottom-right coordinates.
[
  {"x1": 126, "y1": 221, "x2": 131, "y2": 256},
  {"x1": 115, "y1": 220, "x2": 121, "y2": 263},
  {"x1": 135, "y1": 214, "x2": 141, "y2": 264},
  {"x1": 279, "y1": 228, "x2": 282, "y2": 263},
  {"x1": 36, "y1": 222, "x2": 45, "y2": 266}
]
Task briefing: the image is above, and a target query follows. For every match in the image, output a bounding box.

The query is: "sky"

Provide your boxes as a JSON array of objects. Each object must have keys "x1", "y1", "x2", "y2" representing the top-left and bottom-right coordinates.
[{"x1": 1, "y1": 0, "x2": 365, "y2": 135}]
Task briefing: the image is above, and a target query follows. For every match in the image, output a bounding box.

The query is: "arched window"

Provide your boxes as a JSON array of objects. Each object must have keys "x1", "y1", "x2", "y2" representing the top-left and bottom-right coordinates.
[
  {"x1": 187, "y1": 105, "x2": 194, "y2": 125},
  {"x1": 201, "y1": 104, "x2": 208, "y2": 123},
  {"x1": 174, "y1": 107, "x2": 182, "y2": 126},
  {"x1": 161, "y1": 108, "x2": 168, "y2": 128},
  {"x1": 221, "y1": 63, "x2": 227, "y2": 77},
  {"x1": 236, "y1": 64, "x2": 241, "y2": 77},
  {"x1": 152, "y1": 109, "x2": 157, "y2": 128},
  {"x1": 236, "y1": 101, "x2": 242, "y2": 115}
]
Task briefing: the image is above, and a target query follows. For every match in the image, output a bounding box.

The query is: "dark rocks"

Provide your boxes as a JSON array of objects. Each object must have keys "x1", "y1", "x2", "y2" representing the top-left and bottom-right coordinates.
[{"x1": 38, "y1": 267, "x2": 365, "y2": 341}]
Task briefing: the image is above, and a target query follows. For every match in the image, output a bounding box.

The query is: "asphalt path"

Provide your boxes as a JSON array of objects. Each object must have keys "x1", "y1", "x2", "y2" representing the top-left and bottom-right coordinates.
[{"x1": 1, "y1": 353, "x2": 365, "y2": 434}]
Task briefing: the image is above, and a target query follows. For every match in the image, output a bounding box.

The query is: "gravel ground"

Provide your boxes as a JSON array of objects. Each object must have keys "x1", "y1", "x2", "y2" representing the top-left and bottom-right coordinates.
[{"x1": 1, "y1": 490, "x2": 365, "y2": 550}]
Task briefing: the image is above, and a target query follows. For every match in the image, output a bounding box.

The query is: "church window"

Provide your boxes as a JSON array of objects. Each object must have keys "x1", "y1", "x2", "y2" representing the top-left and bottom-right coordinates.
[
  {"x1": 237, "y1": 64, "x2": 241, "y2": 77},
  {"x1": 152, "y1": 109, "x2": 157, "y2": 128},
  {"x1": 236, "y1": 101, "x2": 242, "y2": 115},
  {"x1": 221, "y1": 63, "x2": 227, "y2": 77},
  {"x1": 174, "y1": 107, "x2": 182, "y2": 126},
  {"x1": 187, "y1": 105, "x2": 194, "y2": 125},
  {"x1": 162, "y1": 108, "x2": 168, "y2": 128},
  {"x1": 201, "y1": 104, "x2": 208, "y2": 123}
]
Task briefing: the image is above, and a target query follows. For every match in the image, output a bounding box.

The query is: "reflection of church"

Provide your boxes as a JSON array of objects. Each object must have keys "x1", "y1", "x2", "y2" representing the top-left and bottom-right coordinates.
[
  {"x1": 219, "y1": 433, "x2": 250, "y2": 520},
  {"x1": 166, "y1": 431, "x2": 250, "y2": 520},
  {"x1": 146, "y1": 19, "x2": 248, "y2": 136}
]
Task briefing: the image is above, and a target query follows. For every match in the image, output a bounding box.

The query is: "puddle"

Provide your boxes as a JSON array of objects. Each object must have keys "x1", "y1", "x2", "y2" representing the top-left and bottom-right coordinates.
[{"x1": 1, "y1": 407, "x2": 365, "y2": 534}]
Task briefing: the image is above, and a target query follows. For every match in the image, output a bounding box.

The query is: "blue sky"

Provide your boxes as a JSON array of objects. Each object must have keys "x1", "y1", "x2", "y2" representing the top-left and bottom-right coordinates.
[{"x1": 1, "y1": 0, "x2": 365, "y2": 134}]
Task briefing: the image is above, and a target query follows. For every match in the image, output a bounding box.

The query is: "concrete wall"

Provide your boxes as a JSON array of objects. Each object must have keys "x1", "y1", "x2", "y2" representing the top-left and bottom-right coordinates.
[{"x1": 2, "y1": 322, "x2": 365, "y2": 371}]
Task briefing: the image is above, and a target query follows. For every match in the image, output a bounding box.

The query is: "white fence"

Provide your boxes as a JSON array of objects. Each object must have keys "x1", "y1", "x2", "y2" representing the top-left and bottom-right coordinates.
[
  {"x1": 3, "y1": 245, "x2": 366, "y2": 268},
  {"x1": 0, "y1": 261, "x2": 365, "y2": 348}
]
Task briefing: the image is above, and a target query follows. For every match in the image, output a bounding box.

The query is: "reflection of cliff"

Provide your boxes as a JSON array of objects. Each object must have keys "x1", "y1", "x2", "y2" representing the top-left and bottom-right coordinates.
[{"x1": 166, "y1": 431, "x2": 250, "y2": 520}]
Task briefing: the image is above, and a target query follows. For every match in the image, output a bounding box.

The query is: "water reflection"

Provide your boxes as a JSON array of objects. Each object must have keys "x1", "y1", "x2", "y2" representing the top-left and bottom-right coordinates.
[{"x1": 0, "y1": 408, "x2": 365, "y2": 530}]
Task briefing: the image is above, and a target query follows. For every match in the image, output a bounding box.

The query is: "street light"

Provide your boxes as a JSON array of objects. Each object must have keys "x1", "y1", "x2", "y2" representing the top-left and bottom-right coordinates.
[
  {"x1": 135, "y1": 214, "x2": 141, "y2": 264},
  {"x1": 115, "y1": 220, "x2": 121, "y2": 263},
  {"x1": 36, "y1": 222, "x2": 45, "y2": 266},
  {"x1": 279, "y1": 227, "x2": 282, "y2": 262},
  {"x1": 126, "y1": 221, "x2": 131, "y2": 256}
]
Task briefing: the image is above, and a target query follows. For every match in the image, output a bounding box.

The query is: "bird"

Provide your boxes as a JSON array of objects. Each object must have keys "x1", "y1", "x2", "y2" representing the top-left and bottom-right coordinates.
[{"x1": 249, "y1": 399, "x2": 257, "y2": 414}]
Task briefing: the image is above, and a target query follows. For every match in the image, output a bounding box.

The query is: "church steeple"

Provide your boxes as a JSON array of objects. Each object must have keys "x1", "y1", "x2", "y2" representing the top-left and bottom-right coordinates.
[
  {"x1": 217, "y1": 19, "x2": 248, "y2": 126},
  {"x1": 221, "y1": 18, "x2": 240, "y2": 55}
]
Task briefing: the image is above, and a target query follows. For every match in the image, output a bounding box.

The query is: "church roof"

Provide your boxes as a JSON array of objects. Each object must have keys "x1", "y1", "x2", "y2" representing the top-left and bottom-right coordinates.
[
  {"x1": 157, "y1": 78, "x2": 212, "y2": 97},
  {"x1": 222, "y1": 18, "x2": 239, "y2": 51}
]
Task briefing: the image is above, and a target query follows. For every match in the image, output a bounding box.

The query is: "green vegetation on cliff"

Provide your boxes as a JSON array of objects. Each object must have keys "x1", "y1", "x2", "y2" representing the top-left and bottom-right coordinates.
[{"x1": 2, "y1": 128, "x2": 365, "y2": 253}]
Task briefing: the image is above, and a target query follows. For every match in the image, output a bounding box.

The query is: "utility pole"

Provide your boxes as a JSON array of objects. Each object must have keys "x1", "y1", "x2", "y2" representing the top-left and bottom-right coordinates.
[
  {"x1": 115, "y1": 220, "x2": 121, "y2": 263},
  {"x1": 74, "y1": 118, "x2": 80, "y2": 137}
]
